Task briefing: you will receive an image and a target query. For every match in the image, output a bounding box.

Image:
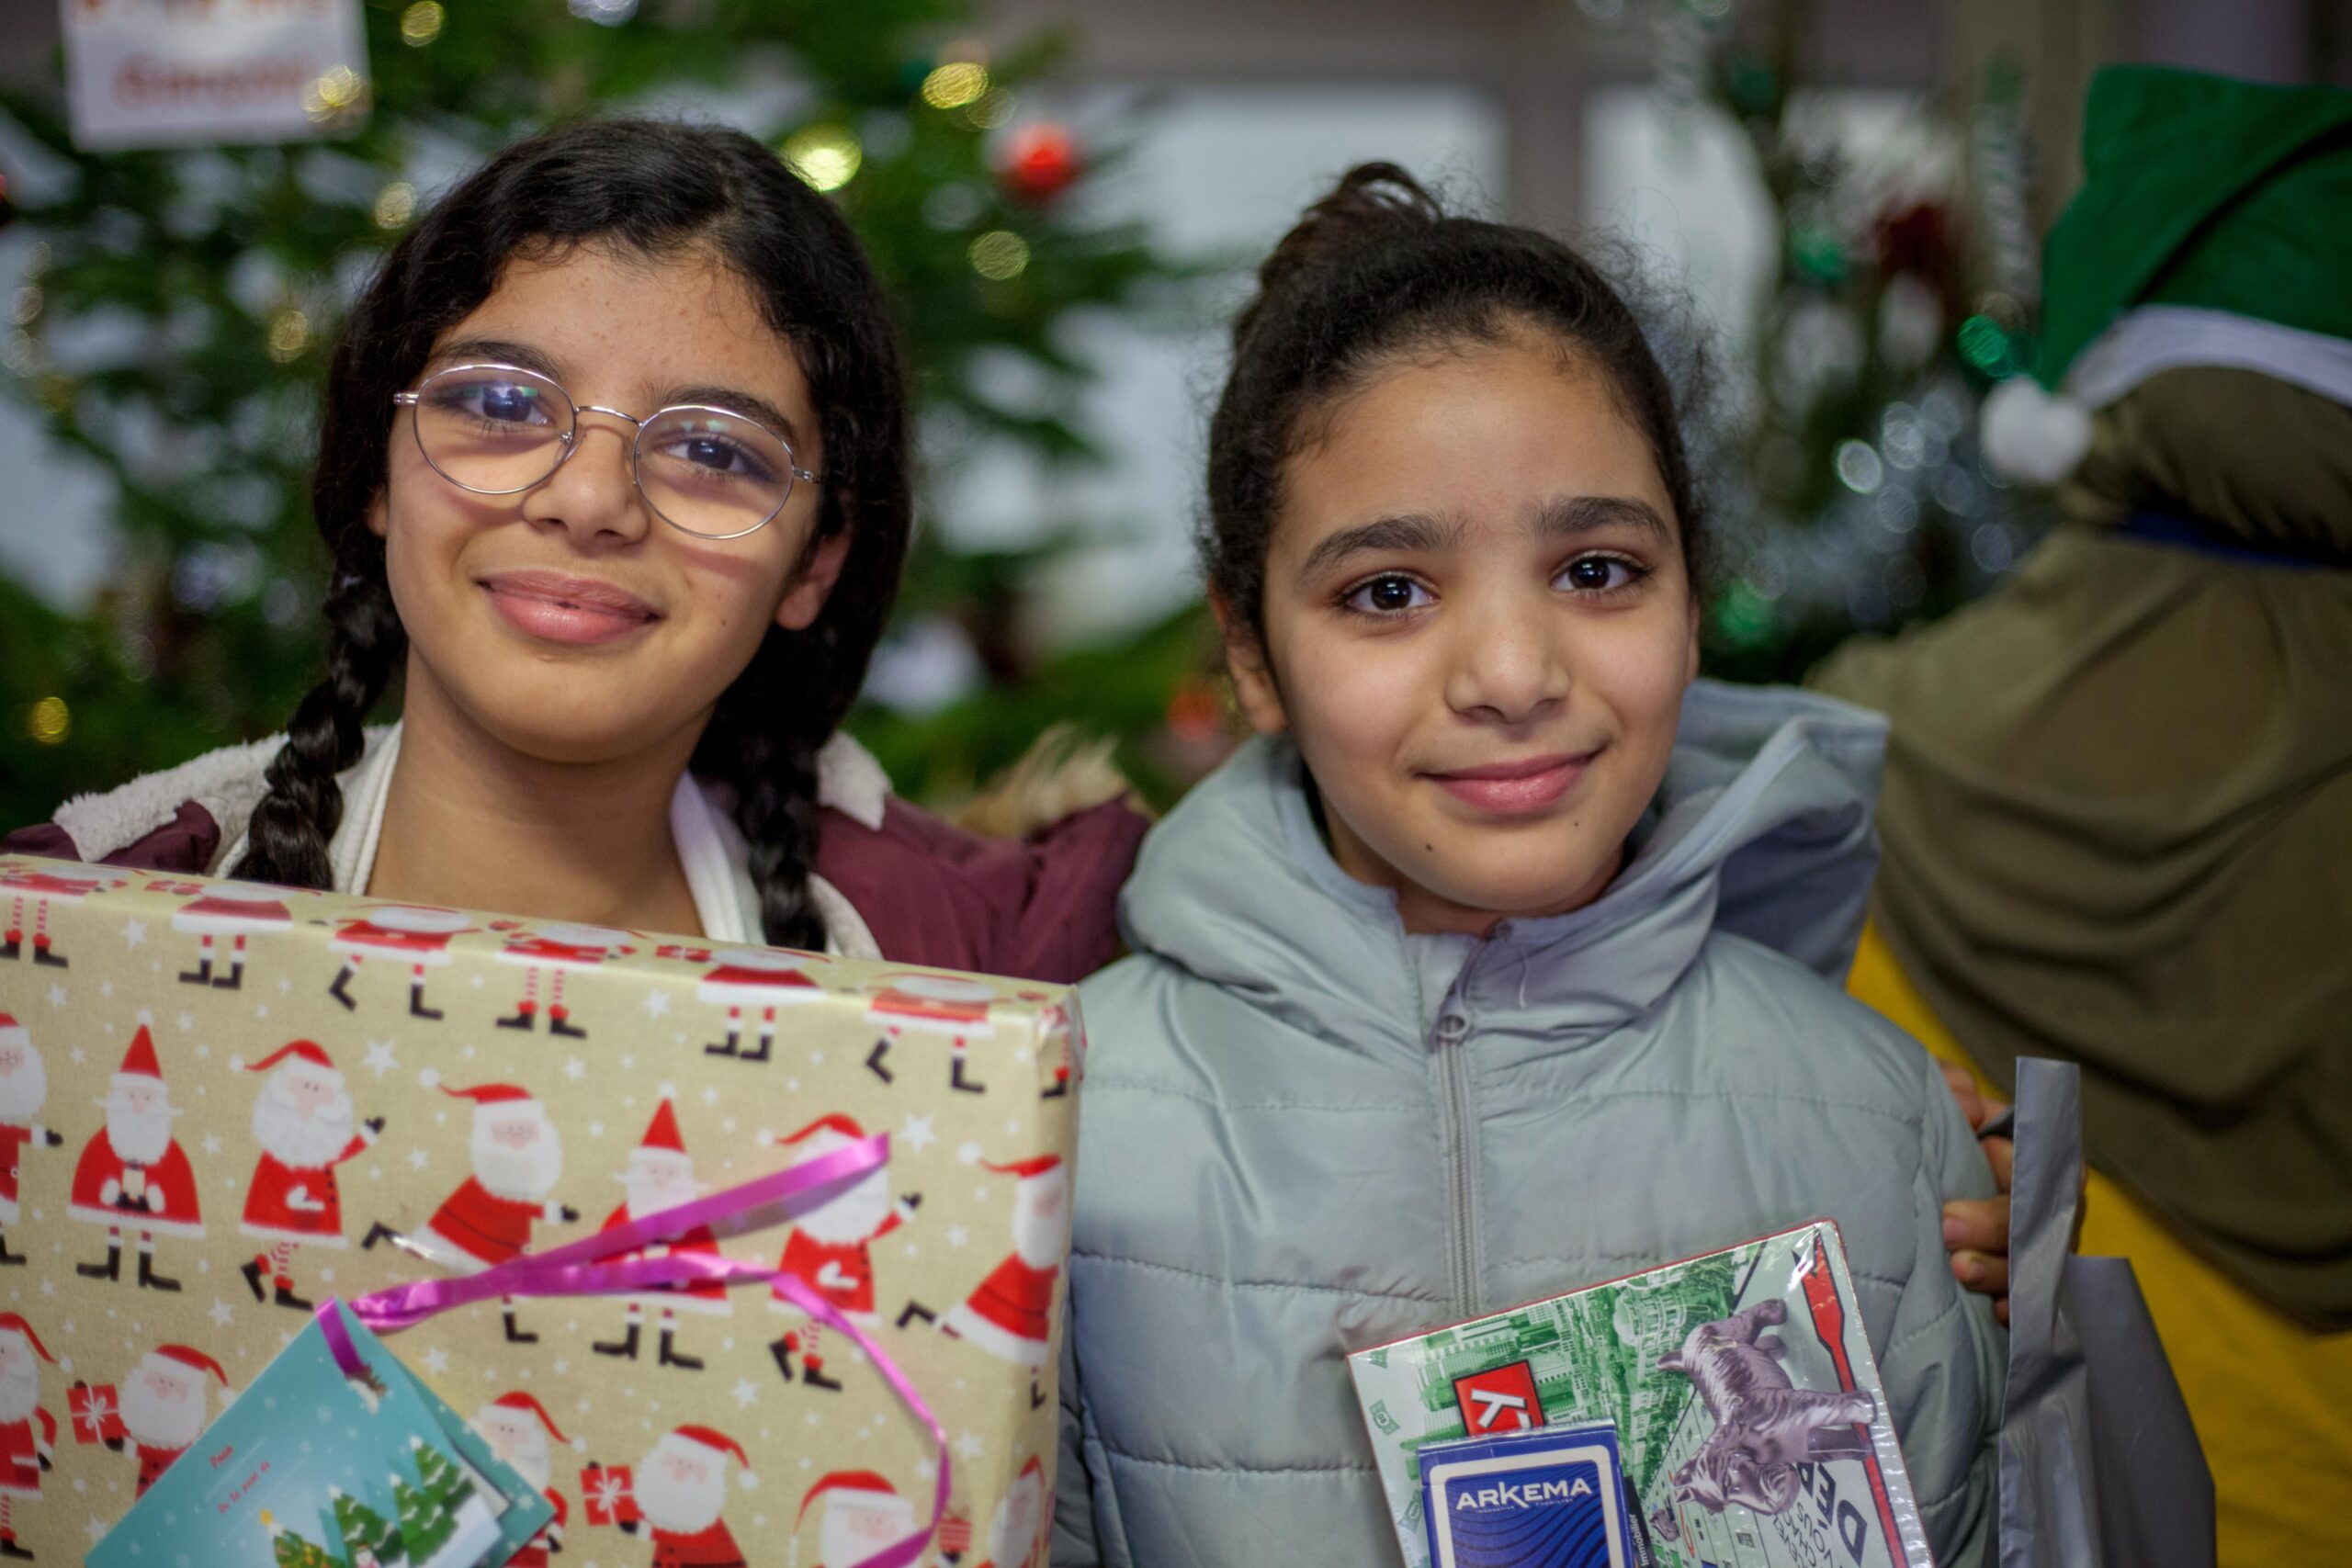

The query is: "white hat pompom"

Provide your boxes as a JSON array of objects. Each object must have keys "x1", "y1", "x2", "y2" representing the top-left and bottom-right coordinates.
[{"x1": 1980, "y1": 377, "x2": 2094, "y2": 485}]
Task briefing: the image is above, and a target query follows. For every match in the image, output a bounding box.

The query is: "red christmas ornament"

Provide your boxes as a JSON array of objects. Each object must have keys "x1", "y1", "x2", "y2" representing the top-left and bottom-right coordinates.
[{"x1": 1001, "y1": 123, "x2": 1080, "y2": 204}]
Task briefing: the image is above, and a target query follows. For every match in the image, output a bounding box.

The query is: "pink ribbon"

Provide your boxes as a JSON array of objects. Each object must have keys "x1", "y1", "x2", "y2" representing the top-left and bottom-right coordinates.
[{"x1": 316, "y1": 1134, "x2": 948, "y2": 1568}]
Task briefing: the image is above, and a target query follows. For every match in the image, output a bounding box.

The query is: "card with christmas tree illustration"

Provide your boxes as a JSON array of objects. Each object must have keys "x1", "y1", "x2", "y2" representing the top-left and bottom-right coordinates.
[{"x1": 89, "y1": 1303, "x2": 552, "y2": 1568}]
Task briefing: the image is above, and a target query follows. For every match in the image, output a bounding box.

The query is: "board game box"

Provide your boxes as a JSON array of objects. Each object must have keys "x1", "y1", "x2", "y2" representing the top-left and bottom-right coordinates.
[{"x1": 1349, "y1": 1220, "x2": 1936, "y2": 1568}]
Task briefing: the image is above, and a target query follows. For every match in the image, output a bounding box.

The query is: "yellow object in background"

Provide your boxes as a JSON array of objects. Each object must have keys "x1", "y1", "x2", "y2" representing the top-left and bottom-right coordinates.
[{"x1": 1848, "y1": 921, "x2": 2352, "y2": 1567}]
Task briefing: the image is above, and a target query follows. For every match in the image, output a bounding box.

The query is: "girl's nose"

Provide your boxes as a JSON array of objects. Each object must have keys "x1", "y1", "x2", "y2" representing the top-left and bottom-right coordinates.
[
  {"x1": 519, "y1": 413, "x2": 654, "y2": 546},
  {"x1": 1443, "y1": 593, "x2": 1569, "y2": 725}
]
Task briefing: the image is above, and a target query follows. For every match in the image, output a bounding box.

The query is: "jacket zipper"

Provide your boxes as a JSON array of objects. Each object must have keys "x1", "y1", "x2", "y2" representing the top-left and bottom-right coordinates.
[{"x1": 1431, "y1": 997, "x2": 1480, "y2": 1318}]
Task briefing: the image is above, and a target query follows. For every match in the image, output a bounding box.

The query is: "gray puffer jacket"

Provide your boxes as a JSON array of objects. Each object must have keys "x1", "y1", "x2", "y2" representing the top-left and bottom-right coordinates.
[{"x1": 1055, "y1": 681, "x2": 2003, "y2": 1567}]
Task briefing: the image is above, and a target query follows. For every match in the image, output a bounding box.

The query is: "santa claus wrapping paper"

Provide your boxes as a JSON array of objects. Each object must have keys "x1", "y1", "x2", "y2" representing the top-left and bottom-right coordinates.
[{"x1": 0, "y1": 853, "x2": 1080, "y2": 1564}]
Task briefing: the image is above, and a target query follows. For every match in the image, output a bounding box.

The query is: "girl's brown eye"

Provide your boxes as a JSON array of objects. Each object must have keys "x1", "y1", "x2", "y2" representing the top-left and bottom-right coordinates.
[
  {"x1": 1344, "y1": 573, "x2": 1432, "y2": 614},
  {"x1": 1561, "y1": 556, "x2": 1633, "y2": 592}
]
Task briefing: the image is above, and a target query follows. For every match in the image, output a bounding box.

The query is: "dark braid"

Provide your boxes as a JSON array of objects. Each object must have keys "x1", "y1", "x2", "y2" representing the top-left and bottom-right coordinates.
[
  {"x1": 1206, "y1": 163, "x2": 1706, "y2": 642},
  {"x1": 232, "y1": 570, "x2": 403, "y2": 886},
  {"x1": 231, "y1": 121, "x2": 911, "y2": 946}
]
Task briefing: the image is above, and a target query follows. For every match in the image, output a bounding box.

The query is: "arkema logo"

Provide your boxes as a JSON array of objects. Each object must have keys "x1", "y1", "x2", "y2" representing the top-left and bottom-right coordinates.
[{"x1": 1453, "y1": 1474, "x2": 1595, "y2": 1512}]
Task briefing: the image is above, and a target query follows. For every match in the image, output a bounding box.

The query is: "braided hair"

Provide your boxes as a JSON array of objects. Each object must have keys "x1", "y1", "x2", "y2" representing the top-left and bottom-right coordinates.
[
  {"x1": 232, "y1": 120, "x2": 911, "y2": 951},
  {"x1": 1204, "y1": 163, "x2": 1705, "y2": 644}
]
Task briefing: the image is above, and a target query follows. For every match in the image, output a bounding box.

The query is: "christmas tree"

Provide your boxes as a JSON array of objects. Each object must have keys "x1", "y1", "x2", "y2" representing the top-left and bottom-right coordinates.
[
  {"x1": 1576, "y1": 0, "x2": 2048, "y2": 683},
  {"x1": 333, "y1": 1482, "x2": 405, "y2": 1568},
  {"x1": 0, "y1": 0, "x2": 1186, "y2": 826},
  {"x1": 265, "y1": 1510, "x2": 341, "y2": 1568}
]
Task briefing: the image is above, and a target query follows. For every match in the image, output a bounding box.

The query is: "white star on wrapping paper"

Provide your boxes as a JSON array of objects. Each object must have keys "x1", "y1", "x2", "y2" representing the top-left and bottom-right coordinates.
[
  {"x1": 253, "y1": 1003, "x2": 266, "y2": 1018},
  {"x1": 643, "y1": 990, "x2": 670, "y2": 1020},
  {"x1": 362, "y1": 1040, "x2": 399, "y2": 1078},
  {"x1": 121, "y1": 919, "x2": 145, "y2": 949},
  {"x1": 899, "y1": 1113, "x2": 937, "y2": 1155},
  {"x1": 588, "y1": 1122, "x2": 605, "y2": 1140},
  {"x1": 731, "y1": 1379, "x2": 758, "y2": 1409},
  {"x1": 200, "y1": 1134, "x2": 221, "y2": 1156},
  {"x1": 278, "y1": 976, "x2": 291, "y2": 992},
  {"x1": 701, "y1": 1086, "x2": 720, "y2": 1107},
  {"x1": 39, "y1": 1280, "x2": 53, "y2": 1298},
  {"x1": 424, "y1": 1347, "x2": 449, "y2": 1375},
  {"x1": 46, "y1": 985, "x2": 65, "y2": 1008},
  {"x1": 211, "y1": 1299, "x2": 234, "y2": 1326},
  {"x1": 194, "y1": 1044, "x2": 209, "y2": 1060},
  {"x1": 175, "y1": 1012, "x2": 193, "y2": 1031},
  {"x1": 407, "y1": 1147, "x2": 431, "y2": 1170},
  {"x1": 99, "y1": 981, "x2": 113, "y2": 998},
  {"x1": 563, "y1": 1057, "x2": 586, "y2": 1083},
  {"x1": 946, "y1": 1225, "x2": 969, "y2": 1248},
  {"x1": 955, "y1": 1430, "x2": 984, "y2": 1461},
  {"x1": 85, "y1": 1517, "x2": 107, "y2": 1544},
  {"x1": 552, "y1": 1359, "x2": 569, "y2": 1375},
  {"x1": 69, "y1": 1047, "x2": 84, "y2": 1065}
]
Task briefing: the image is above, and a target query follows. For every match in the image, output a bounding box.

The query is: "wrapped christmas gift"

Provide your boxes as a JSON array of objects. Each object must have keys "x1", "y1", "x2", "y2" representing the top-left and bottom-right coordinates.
[{"x1": 0, "y1": 852, "x2": 1080, "y2": 1566}]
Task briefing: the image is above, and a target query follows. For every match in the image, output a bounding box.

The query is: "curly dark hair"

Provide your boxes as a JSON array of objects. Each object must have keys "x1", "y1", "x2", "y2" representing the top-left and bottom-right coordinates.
[
  {"x1": 1204, "y1": 162, "x2": 1704, "y2": 643},
  {"x1": 232, "y1": 118, "x2": 910, "y2": 951}
]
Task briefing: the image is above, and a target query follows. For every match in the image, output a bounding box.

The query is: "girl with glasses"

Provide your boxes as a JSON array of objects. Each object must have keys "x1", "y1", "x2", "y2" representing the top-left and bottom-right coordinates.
[{"x1": 6, "y1": 119, "x2": 1141, "y2": 982}]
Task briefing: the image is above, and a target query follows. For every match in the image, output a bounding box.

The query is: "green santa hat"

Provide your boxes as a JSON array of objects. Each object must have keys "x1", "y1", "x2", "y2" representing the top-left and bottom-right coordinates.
[{"x1": 1982, "y1": 65, "x2": 2352, "y2": 482}]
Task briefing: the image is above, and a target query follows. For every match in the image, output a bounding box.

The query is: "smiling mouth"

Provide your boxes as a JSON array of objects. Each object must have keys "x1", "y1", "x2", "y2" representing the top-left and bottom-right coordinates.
[
  {"x1": 1425, "y1": 750, "x2": 1599, "y2": 813},
  {"x1": 480, "y1": 570, "x2": 660, "y2": 646}
]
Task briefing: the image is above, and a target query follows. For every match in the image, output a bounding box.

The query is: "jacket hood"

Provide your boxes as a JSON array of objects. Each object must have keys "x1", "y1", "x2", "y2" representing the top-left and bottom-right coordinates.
[{"x1": 1116, "y1": 679, "x2": 1888, "y2": 1052}]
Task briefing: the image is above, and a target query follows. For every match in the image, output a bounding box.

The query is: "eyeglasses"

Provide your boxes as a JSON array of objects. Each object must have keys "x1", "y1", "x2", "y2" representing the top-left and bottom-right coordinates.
[{"x1": 391, "y1": 363, "x2": 820, "y2": 540}]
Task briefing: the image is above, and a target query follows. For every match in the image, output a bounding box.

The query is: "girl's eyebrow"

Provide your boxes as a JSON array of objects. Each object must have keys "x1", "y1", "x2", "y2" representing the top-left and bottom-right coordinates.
[
  {"x1": 1298, "y1": 513, "x2": 1464, "y2": 579},
  {"x1": 431, "y1": 335, "x2": 561, "y2": 378},
  {"x1": 1534, "y1": 493, "x2": 1672, "y2": 544},
  {"x1": 657, "y1": 384, "x2": 808, "y2": 451}
]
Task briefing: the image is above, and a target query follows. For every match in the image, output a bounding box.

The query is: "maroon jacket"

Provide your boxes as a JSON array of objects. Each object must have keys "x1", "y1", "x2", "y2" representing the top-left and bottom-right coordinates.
[{"x1": 5, "y1": 794, "x2": 1141, "y2": 987}]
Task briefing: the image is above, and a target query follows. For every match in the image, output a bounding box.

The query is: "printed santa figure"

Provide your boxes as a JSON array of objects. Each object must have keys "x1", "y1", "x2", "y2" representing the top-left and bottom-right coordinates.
[
  {"x1": 101, "y1": 1344, "x2": 225, "y2": 1498},
  {"x1": 977, "y1": 1457, "x2": 1048, "y2": 1568},
  {"x1": 1035, "y1": 999, "x2": 1076, "y2": 1101},
  {"x1": 797, "y1": 1469, "x2": 917, "y2": 1568},
  {"x1": 697, "y1": 948, "x2": 829, "y2": 1064},
  {"x1": 934, "y1": 1155, "x2": 1066, "y2": 1405},
  {"x1": 0, "y1": 1016, "x2": 62, "y2": 1268},
  {"x1": 620, "y1": 1425, "x2": 753, "y2": 1567},
  {"x1": 361, "y1": 1082, "x2": 577, "y2": 1343},
  {"x1": 591, "y1": 1099, "x2": 729, "y2": 1372},
  {"x1": 495, "y1": 921, "x2": 638, "y2": 1038},
  {"x1": 69, "y1": 1021, "x2": 203, "y2": 1292},
  {"x1": 165, "y1": 879, "x2": 292, "y2": 990},
  {"x1": 766, "y1": 1114, "x2": 916, "y2": 1392},
  {"x1": 325, "y1": 904, "x2": 478, "y2": 1020},
  {"x1": 0, "y1": 1315, "x2": 53, "y2": 1560},
  {"x1": 471, "y1": 1392, "x2": 575, "y2": 1568},
  {"x1": 240, "y1": 1041, "x2": 383, "y2": 1311},
  {"x1": 0, "y1": 862, "x2": 129, "y2": 969},
  {"x1": 863, "y1": 972, "x2": 1002, "y2": 1094}
]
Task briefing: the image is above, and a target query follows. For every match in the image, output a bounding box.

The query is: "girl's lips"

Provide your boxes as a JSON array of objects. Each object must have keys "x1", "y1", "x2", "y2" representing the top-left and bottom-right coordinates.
[
  {"x1": 479, "y1": 570, "x2": 660, "y2": 647},
  {"x1": 1426, "y1": 751, "x2": 1596, "y2": 814}
]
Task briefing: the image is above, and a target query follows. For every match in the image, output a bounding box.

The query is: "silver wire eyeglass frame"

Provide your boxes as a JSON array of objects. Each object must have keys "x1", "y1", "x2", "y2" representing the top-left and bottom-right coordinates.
[{"x1": 392, "y1": 361, "x2": 820, "y2": 541}]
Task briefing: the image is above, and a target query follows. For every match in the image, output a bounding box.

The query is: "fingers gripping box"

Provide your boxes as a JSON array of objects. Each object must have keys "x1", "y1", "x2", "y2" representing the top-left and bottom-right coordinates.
[{"x1": 0, "y1": 853, "x2": 1080, "y2": 1565}]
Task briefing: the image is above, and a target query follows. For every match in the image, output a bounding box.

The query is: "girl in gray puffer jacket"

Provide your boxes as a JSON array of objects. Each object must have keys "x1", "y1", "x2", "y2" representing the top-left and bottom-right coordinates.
[{"x1": 1054, "y1": 166, "x2": 2004, "y2": 1568}]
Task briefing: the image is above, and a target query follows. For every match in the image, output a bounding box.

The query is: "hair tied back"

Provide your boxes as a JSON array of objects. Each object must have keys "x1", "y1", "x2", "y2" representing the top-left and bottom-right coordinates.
[{"x1": 1245, "y1": 163, "x2": 1445, "y2": 334}]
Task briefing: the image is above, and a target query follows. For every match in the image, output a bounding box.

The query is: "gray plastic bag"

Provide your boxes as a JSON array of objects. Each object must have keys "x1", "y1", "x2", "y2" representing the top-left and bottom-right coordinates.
[{"x1": 1997, "y1": 1057, "x2": 2214, "y2": 1568}]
